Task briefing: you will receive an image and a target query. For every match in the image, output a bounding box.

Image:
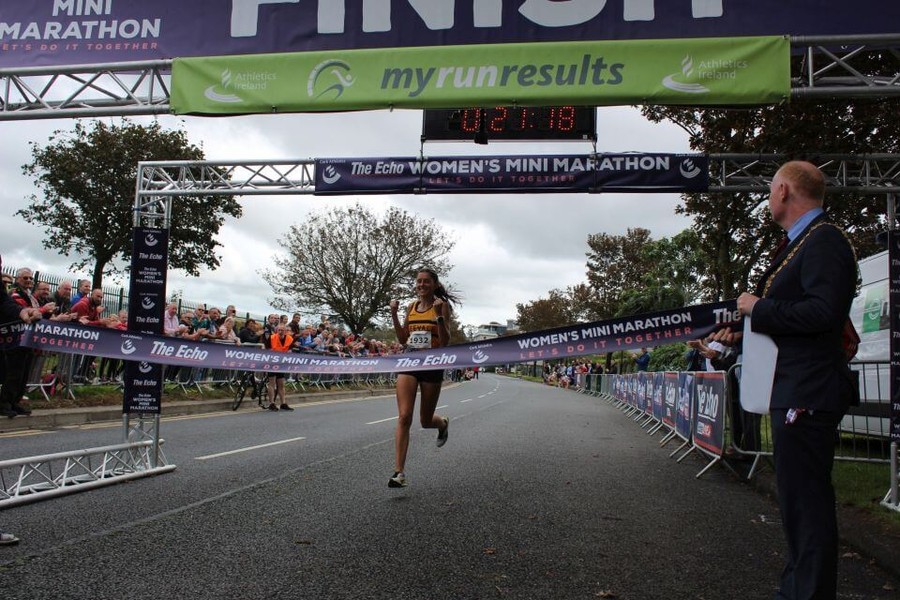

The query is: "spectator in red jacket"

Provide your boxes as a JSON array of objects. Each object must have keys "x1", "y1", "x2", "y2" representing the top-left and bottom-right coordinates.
[{"x1": 71, "y1": 288, "x2": 110, "y2": 327}]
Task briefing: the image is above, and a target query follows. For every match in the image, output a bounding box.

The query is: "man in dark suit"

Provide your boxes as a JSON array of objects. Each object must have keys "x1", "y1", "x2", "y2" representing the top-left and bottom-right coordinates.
[
  {"x1": 737, "y1": 161, "x2": 857, "y2": 600},
  {"x1": 0, "y1": 253, "x2": 43, "y2": 546}
]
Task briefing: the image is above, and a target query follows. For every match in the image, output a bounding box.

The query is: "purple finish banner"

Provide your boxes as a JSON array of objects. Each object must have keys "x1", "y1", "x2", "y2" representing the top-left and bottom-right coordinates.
[
  {"x1": 2, "y1": 1, "x2": 898, "y2": 68},
  {"x1": 20, "y1": 300, "x2": 740, "y2": 374},
  {"x1": 315, "y1": 154, "x2": 708, "y2": 195}
]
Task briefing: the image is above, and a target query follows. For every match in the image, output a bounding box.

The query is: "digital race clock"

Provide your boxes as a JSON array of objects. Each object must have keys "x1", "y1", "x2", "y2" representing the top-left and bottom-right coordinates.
[{"x1": 422, "y1": 106, "x2": 596, "y2": 143}]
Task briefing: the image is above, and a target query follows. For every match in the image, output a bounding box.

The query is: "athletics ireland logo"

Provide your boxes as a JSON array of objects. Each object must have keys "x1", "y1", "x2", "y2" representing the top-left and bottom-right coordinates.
[
  {"x1": 662, "y1": 56, "x2": 709, "y2": 94},
  {"x1": 308, "y1": 59, "x2": 355, "y2": 100},
  {"x1": 203, "y1": 68, "x2": 277, "y2": 104},
  {"x1": 204, "y1": 70, "x2": 242, "y2": 103}
]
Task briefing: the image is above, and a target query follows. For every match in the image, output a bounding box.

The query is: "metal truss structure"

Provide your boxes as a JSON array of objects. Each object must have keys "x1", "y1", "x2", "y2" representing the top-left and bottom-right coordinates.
[
  {"x1": 1, "y1": 35, "x2": 898, "y2": 120},
  {"x1": 134, "y1": 154, "x2": 900, "y2": 203},
  {"x1": 0, "y1": 437, "x2": 174, "y2": 509},
  {"x1": 4, "y1": 33, "x2": 898, "y2": 509},
  {"x1": 138, "y1": 160, "x2": 316, "y2": 198},
  {"x1": 708, "y1": 153, "x2": 900, "y2": 194}
]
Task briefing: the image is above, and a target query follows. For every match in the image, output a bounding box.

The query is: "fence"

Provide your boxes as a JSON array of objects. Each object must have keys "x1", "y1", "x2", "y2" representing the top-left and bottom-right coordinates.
[
  {"x1": 15, "y1": 345, "x2": 397, "y2": 406},
  {"x1": 566, "y1": 367, "x2": 894, "y2": 474}
]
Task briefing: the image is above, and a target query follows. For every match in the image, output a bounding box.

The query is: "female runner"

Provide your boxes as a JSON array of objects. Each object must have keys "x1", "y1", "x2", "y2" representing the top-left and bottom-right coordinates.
[{"x1": 388, "y1": 268, "x2": 459, "y2": 488}]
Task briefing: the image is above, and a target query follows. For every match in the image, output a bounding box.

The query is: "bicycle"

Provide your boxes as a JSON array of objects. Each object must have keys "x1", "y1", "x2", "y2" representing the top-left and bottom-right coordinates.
[{"x1": 232, "y1": 371, "x2": 269, "y2": 411}]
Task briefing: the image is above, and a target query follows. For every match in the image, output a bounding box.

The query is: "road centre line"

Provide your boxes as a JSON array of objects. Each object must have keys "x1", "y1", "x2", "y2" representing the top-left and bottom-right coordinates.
[
  {"x1": 460, "y1": 399, "x2": 473, "y2": 403},
  {"x1": 195, "y1": 436, "x2": 306, "y2": 460}
]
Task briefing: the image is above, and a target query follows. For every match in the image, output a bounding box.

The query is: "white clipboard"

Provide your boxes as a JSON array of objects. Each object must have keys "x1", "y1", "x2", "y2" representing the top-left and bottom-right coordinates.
[{"x1": 739, "y1": 316, "x2": 778, "y2": 415}]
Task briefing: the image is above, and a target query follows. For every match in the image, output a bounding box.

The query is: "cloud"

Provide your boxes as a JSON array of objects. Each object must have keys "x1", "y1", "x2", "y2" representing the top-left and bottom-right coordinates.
[{"x1": 0, "y1": 108, "x2": 692, "y2": 327}]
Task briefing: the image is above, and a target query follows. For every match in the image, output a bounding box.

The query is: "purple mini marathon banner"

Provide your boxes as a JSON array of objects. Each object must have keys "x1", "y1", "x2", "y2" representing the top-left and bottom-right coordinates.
[
  {"x1": 20, "y1": 301, "x2": 740, "y2": 375},
  {"x1": 2, "y1": 1, "x2": 897, "y2": 68},
  {"x1": 315, "y1": 154, "x2": 709, "y2": 195}
]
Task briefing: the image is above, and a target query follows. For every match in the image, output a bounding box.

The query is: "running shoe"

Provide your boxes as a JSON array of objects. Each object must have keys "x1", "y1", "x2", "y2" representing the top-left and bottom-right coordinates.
[
  {"x1": 279, "y1": 404, "x2": 294, "y2": 411},
  {"x1": 388, "y1": 472, "x2": 407, "y2": 488},
  {"x1": 267, "y1": 403, "x2": 279, "y2": 411},
  {"x1": 436, "y1": 416, "x2": 449, "y2": 447},
  {"x1": 0, "y1": 532, "x2": 20, "y2": 546}
]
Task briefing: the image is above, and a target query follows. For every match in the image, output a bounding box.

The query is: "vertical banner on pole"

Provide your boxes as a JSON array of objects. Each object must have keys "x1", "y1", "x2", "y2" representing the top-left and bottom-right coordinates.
[
  {"x1": 123, "y1": 227, "x2": 168, "y2": 414},
  {"x1": 890, "y1": 230, "x2": 900, "y2": 442}
]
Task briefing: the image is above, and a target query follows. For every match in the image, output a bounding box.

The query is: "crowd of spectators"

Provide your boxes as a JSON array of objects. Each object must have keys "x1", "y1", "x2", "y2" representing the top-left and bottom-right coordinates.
[
  {"x1": 543, "y1": 360, "x2": 611, "y2": 389},
  {"x1": 0, "y1": 268, "x2": 408, "y2": 360},
  {"x1": 1, "y1": 266, "x2": 414, "y2": 403},
  {"x1": 162, "y1": 306, "x2": 405, "y2": 358}
]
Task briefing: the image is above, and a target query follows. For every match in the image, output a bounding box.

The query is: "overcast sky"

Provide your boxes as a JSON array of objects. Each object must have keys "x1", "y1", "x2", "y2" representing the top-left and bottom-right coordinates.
[{"x1": 0, "y1": 107, "x2": 693, "y2": 329}]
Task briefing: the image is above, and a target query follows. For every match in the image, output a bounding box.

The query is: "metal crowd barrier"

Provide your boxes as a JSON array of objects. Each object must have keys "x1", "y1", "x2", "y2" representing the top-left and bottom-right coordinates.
[
  {"x1": 884, "y1": 442, "x2": 899, "y2": 513},
  {"x1": 0, "y1": 439, "x2": 175, "y2": 508},
  {"x1": 578, "y1": 366, "x2": 893, "y2": 482},
  {"x1": 13, "y1": 343, "x2": 400, "y2": 407}
]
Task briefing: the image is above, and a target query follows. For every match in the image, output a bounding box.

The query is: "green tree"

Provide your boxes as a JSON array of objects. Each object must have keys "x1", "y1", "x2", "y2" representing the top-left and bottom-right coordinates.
[
  {"x1": 643, "y1": 98, "x2": 892, "y2": 298},
  {"x1": 515, "y1": 288, "x2": 576, "y2": 333},
  {"x1": 265, "y1": 203, "x2": 455, "y2": 334},
  {"x1": 19, "y1": 120, "x2": 242, "y2": 288},
  {"x1": 585, "y1": 227, "x2": 656, "y2": 318},
  {"x1": 613, "y1": 229, "x2": 710, "y2": 316},
  {"x1": 647, "y1": 343, "x2": 689, "y2": 372}
]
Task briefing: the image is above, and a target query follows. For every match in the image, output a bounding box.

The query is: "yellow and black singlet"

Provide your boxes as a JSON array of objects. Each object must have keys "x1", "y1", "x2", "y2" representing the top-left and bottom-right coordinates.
[{"x1": 406, "y1": 302, "x2": 440, "y2": 350}]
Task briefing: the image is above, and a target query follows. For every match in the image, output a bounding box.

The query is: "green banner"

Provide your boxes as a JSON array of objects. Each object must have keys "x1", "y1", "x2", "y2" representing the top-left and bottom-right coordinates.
[{"x1": 170, "y1": 36, "x2": 789, "y2": 115}]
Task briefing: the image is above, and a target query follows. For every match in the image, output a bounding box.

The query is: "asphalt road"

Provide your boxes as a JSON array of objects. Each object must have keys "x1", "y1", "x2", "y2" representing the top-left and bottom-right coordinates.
[{"x1": 1, "y1": 374, "x2": 897, "y2": 599}]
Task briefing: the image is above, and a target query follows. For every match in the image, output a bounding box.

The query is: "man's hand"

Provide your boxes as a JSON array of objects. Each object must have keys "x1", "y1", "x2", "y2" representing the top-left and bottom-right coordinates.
[
  {"x1": 708, "y1": 327, "x2": 743, "y2": 347},
  {"x1": 18, "y1": 307, "x2": 42, "y2": 323},
  {"x1": 737, "y1": 292, "x2": 759, "y2": 316}
]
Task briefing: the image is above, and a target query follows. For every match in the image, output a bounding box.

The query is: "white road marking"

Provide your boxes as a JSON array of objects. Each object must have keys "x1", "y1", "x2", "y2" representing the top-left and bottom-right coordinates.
[
  {"x1": 460, "y1": 399, "x2": 473, "y2": 403},
  {"x1": 195, "y1": 436, "x2": 306, "y2": 460}
]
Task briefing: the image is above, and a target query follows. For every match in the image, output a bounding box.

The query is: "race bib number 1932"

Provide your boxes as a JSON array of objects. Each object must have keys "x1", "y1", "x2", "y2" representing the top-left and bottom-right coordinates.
[{"x1": 407, "y1": 330, "x2": 432, "y2": 350}]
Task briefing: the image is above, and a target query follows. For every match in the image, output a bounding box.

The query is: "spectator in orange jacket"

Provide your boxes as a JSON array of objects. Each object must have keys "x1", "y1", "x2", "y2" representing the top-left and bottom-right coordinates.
[{"x1": 266, "y1": 324, "x2": 294, "y2": 412}]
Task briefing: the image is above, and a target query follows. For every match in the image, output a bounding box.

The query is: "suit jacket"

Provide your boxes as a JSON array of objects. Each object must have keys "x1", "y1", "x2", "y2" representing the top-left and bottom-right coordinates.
[
  {"x1": 750, "y1": 214, "x2": 857, "y2": 412},
  {"x1": 1, "y1": 283, "x2": 24, "y2": 323}
]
